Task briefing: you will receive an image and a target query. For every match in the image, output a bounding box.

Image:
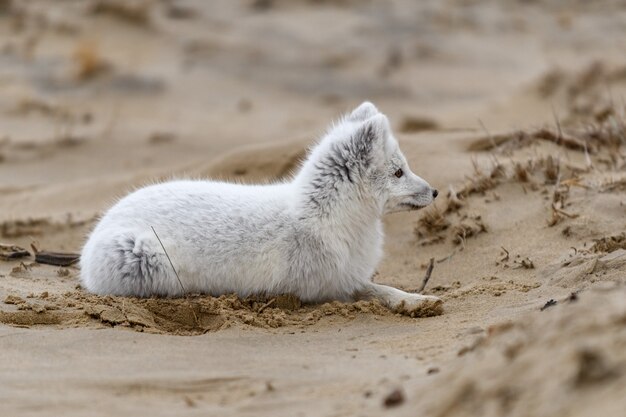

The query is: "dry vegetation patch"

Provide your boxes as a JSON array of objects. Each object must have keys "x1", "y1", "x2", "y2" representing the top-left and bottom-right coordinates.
[
  {"x1": 591, "y1": 234, "x2": 626, "y2": 254},
  {"x1": 417, "y1": 111, "x2": 625, "y2": 247}
]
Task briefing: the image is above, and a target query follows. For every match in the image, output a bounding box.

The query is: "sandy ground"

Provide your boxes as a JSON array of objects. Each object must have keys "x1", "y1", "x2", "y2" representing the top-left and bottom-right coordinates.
[{"x1": 1, "y1": 1, "x2": 626, "y2": 416}]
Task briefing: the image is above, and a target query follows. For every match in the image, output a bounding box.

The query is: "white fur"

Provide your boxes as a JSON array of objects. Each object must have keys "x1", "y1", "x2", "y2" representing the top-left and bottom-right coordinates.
[{"x1": 81, "y1": 102, "x2": 442, "y2": 313}]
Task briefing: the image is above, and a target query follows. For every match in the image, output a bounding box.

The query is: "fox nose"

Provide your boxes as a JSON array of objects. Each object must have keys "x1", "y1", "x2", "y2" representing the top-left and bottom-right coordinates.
[{"x1": 432, "y1": 189, "x2": 439, "y2": 199}]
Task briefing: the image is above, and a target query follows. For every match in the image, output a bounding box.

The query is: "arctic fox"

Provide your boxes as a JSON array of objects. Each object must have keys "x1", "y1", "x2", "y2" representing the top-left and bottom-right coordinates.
[{"x1": 81, "y1": 102, "x2": 442, "y2": 315}]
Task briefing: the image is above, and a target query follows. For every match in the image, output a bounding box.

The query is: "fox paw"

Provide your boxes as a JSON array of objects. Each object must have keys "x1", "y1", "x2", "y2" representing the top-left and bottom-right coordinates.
[{"x1": 394, "y1": 295, "x2": 443, "y2": 318}]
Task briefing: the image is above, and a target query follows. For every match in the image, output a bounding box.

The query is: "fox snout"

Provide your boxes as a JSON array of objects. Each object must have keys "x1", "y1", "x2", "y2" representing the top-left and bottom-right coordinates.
[
  {"x1": 414, "y1": 179, "x2": 436, "y2": 200},
  {"x1": 416, "y1": 186, "x2": 437, "y2": 206}
]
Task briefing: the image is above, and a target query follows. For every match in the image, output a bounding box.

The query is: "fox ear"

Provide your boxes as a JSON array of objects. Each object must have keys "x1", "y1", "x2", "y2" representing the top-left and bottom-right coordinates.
[
  {"x1": 347, "y1": 101, "x2": 379, "y2": 122},
  {"x1": 357, "y1": 113, "x2": 390, "y2": 143},
  {"x1": 349, "y1": 113, "x2": 389, "y2": 164}
]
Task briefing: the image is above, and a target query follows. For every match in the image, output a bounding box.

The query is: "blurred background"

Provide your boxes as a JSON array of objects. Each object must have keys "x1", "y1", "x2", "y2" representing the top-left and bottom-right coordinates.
[{"x1": 1, "y1": 0, "x2": 626, "y2": 222}]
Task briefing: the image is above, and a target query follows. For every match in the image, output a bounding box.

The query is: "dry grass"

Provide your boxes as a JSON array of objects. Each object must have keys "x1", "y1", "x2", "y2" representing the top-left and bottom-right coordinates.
[
  {"x1": 591, "y1": 234, "x2": 626, "y2": 253},
  {"x1": 466, "y1": 116, "x2": 624, "y2": 155},
  {"x1": 543, "y1": 155, "x2": 560, "y2": 183},
  {"x1": 514, "y1": 162, "x2": 530, "y2": 183},
  {"x1": 419, "y1": 108, "x2": 625, "y2": 244},
  {"x1": 447, "y1": 159, "x2": 504, "y2": 210},
  {"x1": 443, "y1": 188, "x2": 464, "y2": 213},
  {"x1": 415, "y1": 205, "x2": 449, "y2": 238},
  {"x1": 451, "y1": 216, "x2": 487, "y2": 246},
  {"x1": 466, "y1": 174, "x2": 498, "y2": 195},
  {"x1": 584, "y1": 116, "x2": 626, "y2": 151},
  {"x1": 512, "y1": 156, "x2": 564, "y2": 185},
  {"x1": 547, "y1": 171, "x2": 580, "y2": 227},
  {"x1": 488, "y1": 158, "x2": 506, "y2": 180}
]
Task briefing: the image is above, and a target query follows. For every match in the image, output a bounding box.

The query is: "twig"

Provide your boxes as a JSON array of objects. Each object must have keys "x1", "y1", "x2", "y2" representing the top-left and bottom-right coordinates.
[
  {"x1": 258, "y1": 298, "x2": 276, "y2": 313},
  {"x1": 30, "y1": 242, "x2": 40, "y2": 254},
  {"x1": 151, "y1": 227, "x2": 198, "y2": 324},
  {"x1": 437, "y1": 248, "x2": 458, "y2": 263},
  {"x1": 418, "y1": 258, "x2": 435, "y2": 293},
  {"x1": 151, "y1": 226, "x2": 186, "y2": 294},
  {"x1": 499, "y1": 246, "x2": 510, "y2": 262},
  {"x1": 35, "y1": 251, "x2": 80, "y2": 266},
  {"x1": 551, "y1": 204, "x2": 579, "y2": 218}
]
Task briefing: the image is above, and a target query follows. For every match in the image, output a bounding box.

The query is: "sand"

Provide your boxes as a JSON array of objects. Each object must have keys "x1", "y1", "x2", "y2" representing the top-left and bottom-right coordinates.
[{"x1": 1, "y1": 1, "x2": 625, "y2": 416}]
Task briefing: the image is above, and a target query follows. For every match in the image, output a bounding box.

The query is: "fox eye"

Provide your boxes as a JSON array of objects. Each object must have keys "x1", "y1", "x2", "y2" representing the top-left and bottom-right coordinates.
[{"x1": 394, "y1": 168, "x2": 403, "y2": 178}]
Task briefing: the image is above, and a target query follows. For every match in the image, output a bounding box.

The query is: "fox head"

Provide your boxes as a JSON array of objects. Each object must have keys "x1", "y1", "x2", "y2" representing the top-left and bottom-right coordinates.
[{"x1": 298, "y1": 102, "x2": 438, "y2": 215}]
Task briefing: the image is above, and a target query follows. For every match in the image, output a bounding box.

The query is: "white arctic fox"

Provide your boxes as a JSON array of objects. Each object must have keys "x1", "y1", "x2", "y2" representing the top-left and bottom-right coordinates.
[{"x1": 81, "y1": 102, "x2": 442, "y2": 315}]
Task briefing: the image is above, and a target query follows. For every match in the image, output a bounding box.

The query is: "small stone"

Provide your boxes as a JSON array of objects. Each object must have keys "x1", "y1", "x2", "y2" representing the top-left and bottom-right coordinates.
[{"x1": 383, "y1": 388, "x2": 405, "y2": 408}]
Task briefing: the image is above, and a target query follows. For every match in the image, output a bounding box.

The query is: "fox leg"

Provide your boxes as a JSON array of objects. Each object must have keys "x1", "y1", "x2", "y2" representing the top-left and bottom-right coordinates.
[{"x1": 356, "y1": 282, "x2": 443, "y2": 317}]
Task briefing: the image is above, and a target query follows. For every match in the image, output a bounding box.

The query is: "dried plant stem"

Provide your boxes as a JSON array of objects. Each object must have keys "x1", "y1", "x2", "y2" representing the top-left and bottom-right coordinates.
[
  {"x1": 500, "y1": 246, "x2": 510, "y2": 262},
  {"x1": 151, "y1": 227, "x2": 198, "y2": 325},
  {"x1": 552, "y1": 204, "x2": 579, "y2": 218},
  {"x1": 151, "y1": 226, "x2": 186, "y2": 294},
  {"x1": 418, "y1": 258, "x2": 435, "y2": 293},
  {"x1": 258, "y1": 298, "x2": 276, "y2": 313}
]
